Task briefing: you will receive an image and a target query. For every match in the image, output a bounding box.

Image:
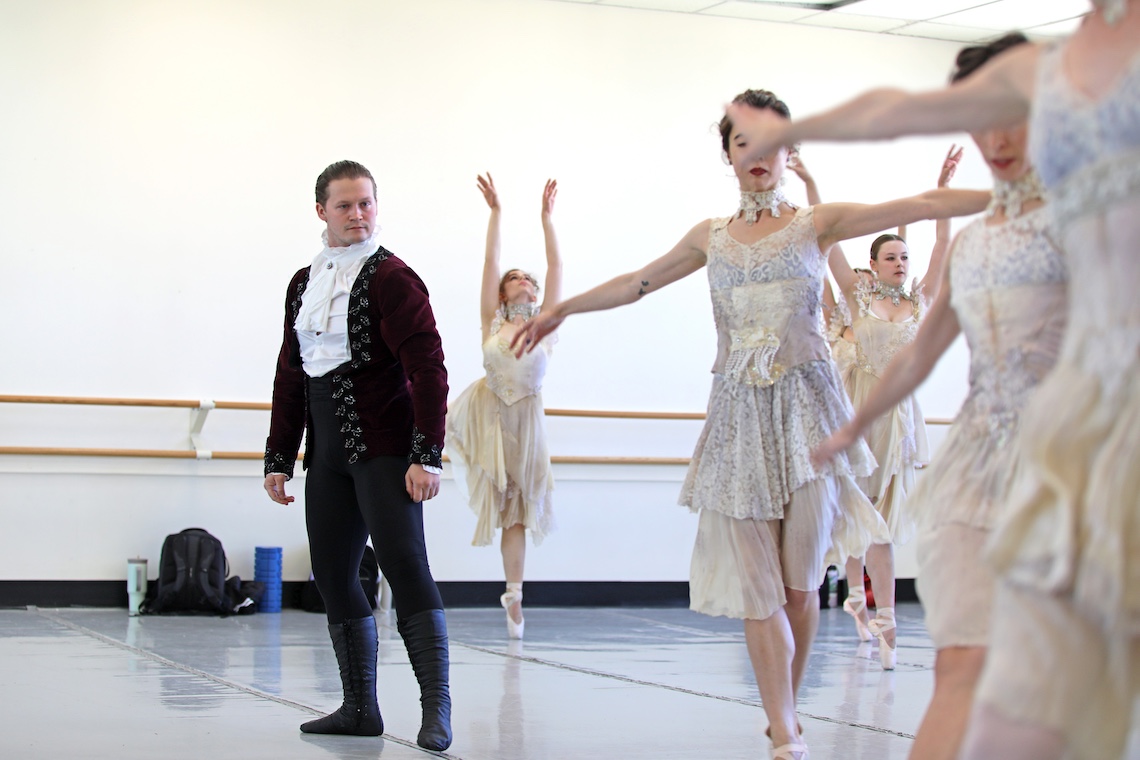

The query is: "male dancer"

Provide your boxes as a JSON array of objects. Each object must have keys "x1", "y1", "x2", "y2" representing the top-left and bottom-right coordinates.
[{"x1": 263, "y1": 160, "x2": 451, "y2": 751}]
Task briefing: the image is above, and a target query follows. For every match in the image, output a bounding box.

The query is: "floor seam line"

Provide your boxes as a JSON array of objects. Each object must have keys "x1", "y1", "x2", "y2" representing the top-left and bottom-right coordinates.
[
  {"x1": 443, "y1": 637, "x2": 915, "y2": 740},
  {"x1": 32, "y1": 608, "x2": 463, "y2": 759}
]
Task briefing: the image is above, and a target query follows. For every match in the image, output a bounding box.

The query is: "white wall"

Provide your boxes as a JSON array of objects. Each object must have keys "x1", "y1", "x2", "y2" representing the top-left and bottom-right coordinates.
[{"x1": 0, "y1": 0, "x2": 985, "y2": 583}]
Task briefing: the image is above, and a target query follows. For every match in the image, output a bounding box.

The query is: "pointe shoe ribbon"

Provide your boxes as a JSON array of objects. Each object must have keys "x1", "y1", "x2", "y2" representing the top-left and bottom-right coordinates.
[
  {"x1": 771, "y1": 742, "x2": 809, "y2": 759},
  {"x1": 868, "y1": 607, "x2": 897, "y2": 670},
  {"x1": 842, "y1": 592, "x2": 873, "y2": 642},
  {"x1": 501, "y1": 586, "x2": 524, "y2": 640}
]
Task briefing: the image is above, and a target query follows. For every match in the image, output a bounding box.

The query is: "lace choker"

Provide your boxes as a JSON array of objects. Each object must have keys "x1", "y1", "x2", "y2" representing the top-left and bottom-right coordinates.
[
  {"x1": 986, "y1": 169, "x2": 1046, "y2": 219},
  {"x1": 873, "y1": 280, "x2": 914, "y2": 307},
  {"x1": 504, "y1": 302, "x2": 539, "y2": 321},
  {"x1": 738, "y1": 187, "x2": 789, "y2": 224}
]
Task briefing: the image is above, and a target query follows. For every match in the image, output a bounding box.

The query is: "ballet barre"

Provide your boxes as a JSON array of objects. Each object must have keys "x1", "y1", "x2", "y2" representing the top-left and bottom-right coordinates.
[{"x1": 0, "y1": 394, "x2": 951, "y2": 463}]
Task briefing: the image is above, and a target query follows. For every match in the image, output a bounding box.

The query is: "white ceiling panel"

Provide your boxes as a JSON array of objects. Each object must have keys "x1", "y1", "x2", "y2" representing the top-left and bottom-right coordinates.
[
  {"x1": 826, "y1": 0, "x2": 994, "y2": 21},
  {"x1": 530, "y1": 0, "x2": 1088, "y2": 43},
  {"x1": 596, "y1": 0, "x2": 717, "y2": 10},
  {"x1": 888, "y1": 21, "x2": 998, "y2": 41},
  {"x1": 794, "y1": 11, "x2": 907, "y2": 31},
  {"x1": 700, "y1": 2, "x2": 823, "y2": 21},
  {"x1": 935, "y1": 0, "x2": 1090, "y2": 30},
  {"x1": 1026, "y1": 15, "x2": 1085, "y2": 35}
]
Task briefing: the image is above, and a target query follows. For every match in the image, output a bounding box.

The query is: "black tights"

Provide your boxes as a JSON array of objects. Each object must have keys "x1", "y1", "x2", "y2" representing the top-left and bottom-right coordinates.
[{"x1": 306, "y1": 381, "x2": 443, "y2": 624}]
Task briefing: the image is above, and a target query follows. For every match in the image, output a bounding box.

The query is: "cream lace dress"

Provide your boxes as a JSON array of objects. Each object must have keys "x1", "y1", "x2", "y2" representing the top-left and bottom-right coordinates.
[
  {"x1": 973, "y1": 41, "x2": 1140, "y2": 758},
  {"x1": 911, "y1": 202, "x2": 1066, "y2": 649},
  {"x1": 445, "y1": 311, "x2": 555, "y2": 546},
  {"x1": 844, "y1": 281, "x2": 929, "y2": 545},
  {"x1": 681, "y1": 208, "x2": 889, "y2": 620},
  {"x1": 828, "y1": 293, "x2": 858, "y2": 384}
]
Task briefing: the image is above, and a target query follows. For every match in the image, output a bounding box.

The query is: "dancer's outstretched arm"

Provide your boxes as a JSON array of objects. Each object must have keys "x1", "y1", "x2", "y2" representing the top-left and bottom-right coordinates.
[
  {"x1": 815, "y1": 188, "x2": 989, "y2": 253},
  {"x1": 540, "y1": 179, "x2": 563, "y2": 310},
  {"x1": 812, "y1": 263, "x2": 962, "y2": 465},
  {"x1": 510, "y1": 221, "x2": 710, "y2": 355},
  {"x1": 478, "y1": 173, "x2": 503, "y2": 340},
  {"x1": 729, "y1": 44, "x2": 1037, "y2": 166}
]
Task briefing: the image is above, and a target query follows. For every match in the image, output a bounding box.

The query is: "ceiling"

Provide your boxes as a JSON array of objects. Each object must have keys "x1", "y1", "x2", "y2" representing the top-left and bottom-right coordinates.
[{"x1": 543, "y1": 0, "x2": 1090, "y2": 42}]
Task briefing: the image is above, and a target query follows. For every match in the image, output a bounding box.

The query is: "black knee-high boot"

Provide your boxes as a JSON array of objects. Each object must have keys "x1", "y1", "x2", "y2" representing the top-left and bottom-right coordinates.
[
  {"x1": 397, "y1": 608, "x2": 452, "y2": 751},
  {"x1": 301, "y1": 616, "x2": 384, "y2": 736}
]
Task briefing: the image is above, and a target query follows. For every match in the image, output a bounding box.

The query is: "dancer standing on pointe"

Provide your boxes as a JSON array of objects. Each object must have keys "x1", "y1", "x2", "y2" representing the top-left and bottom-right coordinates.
[
  {"x1": 733, "y1": 4, "x2": 1140, "y2": 756},
  {"x1": 264, "y1": 160, "x2": 452, "y2": 751},
  {"x1": 791, "y1": 151, "x2": 958, "y2": 667},
  {"x1": 814, "y1": 33, "x2": 1067, "y2": 759},
  {"x1": 828, "y1": 148, "x2": 960, "y2": 669},
  {"x1": 446, "y1": 174, "x2": 561, "y2": 640},
  {"x1": 510, "y1": 89, "x2": 988, "y2": 760}
]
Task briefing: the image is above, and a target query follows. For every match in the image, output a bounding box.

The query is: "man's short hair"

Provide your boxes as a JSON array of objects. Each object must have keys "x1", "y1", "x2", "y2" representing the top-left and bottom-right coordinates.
[{"x1": 315, "y1": 160, "x2": 377, "y2": 206}]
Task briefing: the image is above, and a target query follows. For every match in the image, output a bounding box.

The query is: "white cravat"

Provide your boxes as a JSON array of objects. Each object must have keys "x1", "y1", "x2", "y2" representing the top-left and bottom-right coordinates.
[
  {"x1": 295, "y1": 230, "x2": 380, "y2": 377},
  {"x1": 295, "y1": 230, "x2": 381, "y2": 333}
]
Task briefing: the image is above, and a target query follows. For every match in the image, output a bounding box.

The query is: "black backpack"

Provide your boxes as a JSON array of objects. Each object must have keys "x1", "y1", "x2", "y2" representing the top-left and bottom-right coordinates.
[
  {"x1": 144, "y1": 528, "x2": 231, "y2": 615},
  {"x1": 300, "y1": 544, "x2": 380, "y2": 613}
]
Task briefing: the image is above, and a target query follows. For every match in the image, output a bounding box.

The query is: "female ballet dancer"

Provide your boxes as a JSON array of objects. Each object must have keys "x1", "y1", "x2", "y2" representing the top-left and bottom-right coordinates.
[
  {"x1": 828, "y1": 148, "x2": 959, "y2": 669},
  {"x1": 446, "y1": 174, "x2": 560, "y2": 640},
  {"x1": 510, "y1": 89, "x2": 988, "y2": 760},
  {"x1": 814, "y1": 33, "x2": 1068, "y2": 760},
  {"x1": 735, "y1": 4, "x2": 1140, "y2": 756},
  {"x1": 791, "y1": 150, "x2": 957, "y2": 667}
]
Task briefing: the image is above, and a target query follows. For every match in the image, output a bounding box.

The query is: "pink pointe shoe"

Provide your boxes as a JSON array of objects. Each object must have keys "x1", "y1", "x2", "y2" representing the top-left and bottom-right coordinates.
[
  {"x1": 501, "y1": 584, "x2": 524, "y2": 640},
  {"x1": 842, "y1": 587, "x2": 873, "y2": 642},
  {"x1": 771, "y1": 742, "x2": 808, "y2": 759},
  {"x1": 868, "y1": 607, "x2": 897, "y2": 670}
]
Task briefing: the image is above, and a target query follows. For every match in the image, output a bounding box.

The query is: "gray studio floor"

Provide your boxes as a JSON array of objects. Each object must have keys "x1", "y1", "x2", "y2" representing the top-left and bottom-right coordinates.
[{"x1": 0, "y1": 603, "x2": 967, "y2": 759}]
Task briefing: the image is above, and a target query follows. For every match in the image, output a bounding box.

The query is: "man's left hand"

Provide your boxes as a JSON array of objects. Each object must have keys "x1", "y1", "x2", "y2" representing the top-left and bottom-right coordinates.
[{"x1": 406, "y1": 463, "x2": 441, "y2": 503}]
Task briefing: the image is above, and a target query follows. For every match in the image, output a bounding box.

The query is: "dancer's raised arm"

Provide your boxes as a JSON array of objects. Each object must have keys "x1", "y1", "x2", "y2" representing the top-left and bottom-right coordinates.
[
  {"x1": 918, "y1": 144, "x2": 963, "y2": 302},
  {"x1": 540, "y1": 179, "x2": 563, "y2": 310},
  {"x1": 788, "y1": 154, "x2": 860, "y2": 298},
  {"x1": 729, "y1": 43, "x2": 1037, "y2": 166},
  {"x1": 511, "y1": 221, "x2": 710, "y2": 354},
  {"x1": 478, "y1": 173, "x2": 504, "y2": 339}
]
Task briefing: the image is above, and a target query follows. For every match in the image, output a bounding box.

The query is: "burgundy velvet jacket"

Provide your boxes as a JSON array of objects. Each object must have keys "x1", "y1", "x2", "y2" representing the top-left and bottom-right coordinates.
[{"x1": 264, "y1": 246, "x2": 448, "y2": 478}]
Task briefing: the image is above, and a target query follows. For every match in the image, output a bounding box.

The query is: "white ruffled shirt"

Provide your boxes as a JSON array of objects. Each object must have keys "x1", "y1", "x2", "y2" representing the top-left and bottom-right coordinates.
[{"x1": 295, "y1": 230, "x2": 381, "y2": 378}]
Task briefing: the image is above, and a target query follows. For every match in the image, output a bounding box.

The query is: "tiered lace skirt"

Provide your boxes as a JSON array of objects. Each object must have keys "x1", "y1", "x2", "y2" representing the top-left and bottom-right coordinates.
[
  {"x1": 844, "y1": 366, "x2": 928, "y2": 546},
  {"x1": 988, "y1": 340, "x2": 1140, "y2": 634},
  {"x1": 909, "y1": 408, "x2": 1025, "y2": 648},
  {"x1": 978, "y1": 335, "x2": 1140, "y2": 759},
  {"x1": 681, "y1": 361, "x2": 889, "y2": 620},
  {"x1": 445, "y1": 377, "x2": 555, "y2": 546}
]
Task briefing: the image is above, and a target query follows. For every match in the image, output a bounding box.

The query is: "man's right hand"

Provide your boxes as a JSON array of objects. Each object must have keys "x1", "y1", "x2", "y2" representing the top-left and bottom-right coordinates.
[{"x1": 264, "y1": 473, "x2": 294, "y2": 505}]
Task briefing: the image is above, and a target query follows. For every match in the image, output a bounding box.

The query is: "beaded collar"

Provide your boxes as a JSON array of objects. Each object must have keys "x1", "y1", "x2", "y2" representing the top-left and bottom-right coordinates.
[
  {"x1": 986, "y1": 168, "x2": 1047, "y2": 219},
  {"x1": 872, "y1": 280, "x2": 915, "y2": 307},
  {"x1": 738, "y1": 186, "x2": 789, "y2": 224},
  {"x1": 504, "y1": 302, "x2": 540, "y2": 322}
]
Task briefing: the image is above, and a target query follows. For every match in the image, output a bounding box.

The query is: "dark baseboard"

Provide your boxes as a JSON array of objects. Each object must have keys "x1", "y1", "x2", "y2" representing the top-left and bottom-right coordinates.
[
  {"x1": 436, "y1": 581, "x2": 691, "y2": 607},
  {"x1": 1, "y1": 576, "x2": 919, "y2": 610},
  {"x1": 0, "y1": 580, "x2": 693, "y2": 610},
  {"x1": 0, "y1": 581, "x2": 129, "y2": 608}
]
